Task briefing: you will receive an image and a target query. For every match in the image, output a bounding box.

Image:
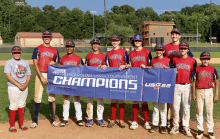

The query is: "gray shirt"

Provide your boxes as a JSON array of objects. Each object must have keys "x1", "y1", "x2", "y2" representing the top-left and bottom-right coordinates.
[{"x1": 4, "y1": 58, "x2": 31, "y2": 87}]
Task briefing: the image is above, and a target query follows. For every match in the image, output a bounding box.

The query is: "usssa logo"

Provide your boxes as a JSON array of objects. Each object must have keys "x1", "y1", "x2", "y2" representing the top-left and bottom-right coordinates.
[{"x1": 145, "y1": 83, "x2": 171, "y2": 90}]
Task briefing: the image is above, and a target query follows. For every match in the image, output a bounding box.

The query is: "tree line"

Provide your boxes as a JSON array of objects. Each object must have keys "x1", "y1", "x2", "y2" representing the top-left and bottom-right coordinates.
[{"x1": 1, "y1": 0, "x2": 220, "y2": 43}]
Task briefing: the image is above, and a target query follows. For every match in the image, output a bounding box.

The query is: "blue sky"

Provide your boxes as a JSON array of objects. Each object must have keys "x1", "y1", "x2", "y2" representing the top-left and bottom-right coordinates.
[{"x1": 26, "y1": 0, "x2": 220, "y2": 15}]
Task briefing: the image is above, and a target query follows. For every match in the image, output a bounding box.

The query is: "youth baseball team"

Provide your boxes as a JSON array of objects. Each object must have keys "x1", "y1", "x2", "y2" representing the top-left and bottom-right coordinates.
[{"x1": 4, "y1": 28, "x2": 219, "y2": 139}]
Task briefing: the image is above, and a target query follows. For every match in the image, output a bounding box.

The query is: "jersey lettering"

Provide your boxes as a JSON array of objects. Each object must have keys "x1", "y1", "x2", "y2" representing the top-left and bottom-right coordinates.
[
  {"x1": 40, "y1": 51, "x2": 54, "y2": 58},
  {"x1": 176, "y1": 63, "x2": 191, "y2": 71},
  {"x1": 132, "y1": 56, "x2": 145, "y2": 63}
]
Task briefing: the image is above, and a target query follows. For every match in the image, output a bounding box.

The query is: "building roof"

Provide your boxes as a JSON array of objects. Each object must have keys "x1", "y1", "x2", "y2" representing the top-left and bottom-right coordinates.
[
  {"x1": 141, "y1": 21, "x2": 175, "y2": 26},
  {"x1": 16, "y1": 32, "x2": 63, "y2": 38}
]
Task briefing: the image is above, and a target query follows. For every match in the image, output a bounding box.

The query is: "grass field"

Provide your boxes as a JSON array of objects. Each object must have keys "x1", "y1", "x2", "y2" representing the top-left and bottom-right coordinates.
[
  {"x1": 0, "y1": 65, "x2": 220, "y2": 123},
  {"x1": 188, "y1": 42, "x2": 220, "y2": 47},
  {"x1": 0, "y1": 52, "x2": 220, "y2": 60}
]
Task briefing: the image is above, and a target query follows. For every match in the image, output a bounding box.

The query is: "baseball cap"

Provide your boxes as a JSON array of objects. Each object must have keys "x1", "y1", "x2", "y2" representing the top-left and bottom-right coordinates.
[
  {"x1": 65, "y1": 40, "x2": 75, "y2": 47},
  {"x1": 171, "y1": 28, "x2": 181, "y2": 35},
  {"x1": 200, "y1": 51, "x2": 211, "y2": 59},
  {"x1": 154, "y1": 43, "x2": 165, "y2": 50},
  {"x1": 179, "y1": 42, "x2": 189, "y2": 49},
  {"x1": 90, "y1": 38, "x2": 101, "y2": 44},
  {"x1": 110, "y1": 34, "x2": 120, "y2": 41},
  {"x1": 11, "y1": 46, "x2": 22, "y2": 53},
  {"x1": 42, "y1": 30, "x2": 52, "y2": 37},
  {"x1": 133, "y1": 34, "x2": 143, "y2": 41}
]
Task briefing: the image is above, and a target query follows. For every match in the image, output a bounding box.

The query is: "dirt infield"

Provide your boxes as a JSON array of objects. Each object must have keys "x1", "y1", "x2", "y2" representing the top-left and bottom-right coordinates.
[
  {"x1": 1, "y1": 117, "x2": 220, "y2": 139},
  {"x1": 0, "y1": 58, "x2": 220, "y2": 66}
]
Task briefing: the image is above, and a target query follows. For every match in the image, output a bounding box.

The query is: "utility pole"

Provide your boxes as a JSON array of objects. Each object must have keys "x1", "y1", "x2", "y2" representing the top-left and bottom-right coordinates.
[
  {"x1": 104, "y1": 0, "x2": 107, "y2": 46},
  {"x1": 9, "y1": 12, "x2": 10, "y2": 32},
  {"x1": 15, "y1": 1, "x2": 24, "y2": 29},
  {"x1": 197, "y1": 22, "x2": 198, "y2": 51},
  {"x1": 210, "y1": 0, "x2": 212, "y2": 45},
  {"x1": 90, "y1": 11, "x2": 97, "y2": 38}
]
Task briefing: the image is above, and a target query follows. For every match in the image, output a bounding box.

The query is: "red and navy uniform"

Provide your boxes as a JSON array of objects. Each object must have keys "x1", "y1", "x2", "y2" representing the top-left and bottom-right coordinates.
[
  {"x1": 105, "y1": 47, "x2": 130, "y2": 67},
  {"x1": 192, "y1": 65, "x2": 219, "y2": 89},
  {"x1": 32, "y1": 44, "x2": 60, "y2": 72},
  {"x1": 165, "y1": 43, "x2": 194, "y2": 61},
  {"x1": 172, "y1": 56, "x2": 197, "y2": 84},
  {"x1": 129, "y1": 47, "x2": 152, "y2": 67},
  {"x1": 152, "y1": 57, "x2": 171, "y2": 68},
  {"x1": 60, "y1": 54, "x2": 84, "y2": 66},
  {"x1": 85, "y1": 52, "x2": 105, "y2": 67}
]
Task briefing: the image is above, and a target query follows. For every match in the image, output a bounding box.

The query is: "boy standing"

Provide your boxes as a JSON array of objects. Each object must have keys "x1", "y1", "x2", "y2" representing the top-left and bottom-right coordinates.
[{"x1": 192, "y1": 52, "x2": 218, "y2": 139}]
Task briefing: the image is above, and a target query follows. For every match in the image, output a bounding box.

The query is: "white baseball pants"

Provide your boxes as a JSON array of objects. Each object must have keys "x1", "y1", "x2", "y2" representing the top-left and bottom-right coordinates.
[
  {"x1": 173, "y1": 84, "x2": 191, "y2": 128},
  {"x1": 152, "y1": 102, "x2": 167, "y2": 126},
  {"x1": 196, "y1": 88, "x2": 214, "y2": 132},
  {"x1": 63, "y1": 95, "x2": 82, "y2": 121},
  {"x1": 86, "y1": 97, "x2": 104, "y2": 120}
]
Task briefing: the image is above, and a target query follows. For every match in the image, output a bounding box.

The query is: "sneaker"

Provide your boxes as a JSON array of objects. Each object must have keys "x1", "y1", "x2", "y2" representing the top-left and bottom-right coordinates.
[
  {"x1": 19, "y1": 125, "x2": 28, "y2": 131},
  {"x1": 170, "y1": 126, "x2": 179, "y2": 134},
  {"x1": 119, "y1": 120, "x2": 125, "y2": 128},
  {"x1": 196, "y1": 130, "x2": 204, "y2": 139},
  {"x1": 130, "y1": 121, "x2": 138, "y2": 130},
  {"x1": 150, "y1": 126, "x2": 159, "y2": 133},
  {"x1": 208, "y1": 132, "x2": 215, "y2": 139},
  {"x1": 167, "y1": 120, "x2": 171, "y2": 128},
  {"x1": 144, "y1": 121, "x2": 151, "y2": 130},
  {"x1": 97, "y1": 120, "x2": 106, "y2": 127},
  {"x1": 30, "y1": 122, "x2": 38, "y2": 128},
  {"x1": 184, "y1": 127, "x2": 192, "y2": 137},
  {"x1": 86, "y1": 119, "x2": 94, "y2": 127},
  {"x1": 9, "y1": 126, "x2": 17, "y2": 132},
  {"x1": 107, "y1": 120, "x2": 117, "y2": 128},
  {"x1": 161, "y1": 126, "x2": 167, "y2": 134},
  {"x1": 77, "y1": 120, "x2": 84, "y2": 126},
  {"x1": 52, "y1": 121, "x2": 59, "y2": 127},
  {"x1": 60, "y1": 120, "x2": 68, "y2": 127}
]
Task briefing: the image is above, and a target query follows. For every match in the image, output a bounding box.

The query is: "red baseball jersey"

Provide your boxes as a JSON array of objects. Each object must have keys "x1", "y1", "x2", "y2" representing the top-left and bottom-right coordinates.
[
  {"x1": 85, "y1": 52, "x2": 106, "y2": 67},
  {"x1": 32, "y1": 44, "x2": 60, "y2": 72},
  {"x1": 129, "y1": 47, "x2": 152, "y2": 67},
  {"x1": 105, "y1": 47, "x2": 129, "y2": 68},
  {"x1": 173, "y1": 56, "x2": 196, "y2": 84},
  {"x1": 60, "y1": 54, "x2": 84, "y2": 66},
  {"x1": 151, "y1": 57, "x2": 171, "y2": 68},
  {"x1": 192, "y1": 65, "x2": 219, "y2": 89}
]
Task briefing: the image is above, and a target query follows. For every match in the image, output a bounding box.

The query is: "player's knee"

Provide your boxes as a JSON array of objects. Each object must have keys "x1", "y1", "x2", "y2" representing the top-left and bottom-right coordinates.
[
  {"x1": 63, "y1": 99, "x2": 70, "y2": 106},
  {"x1": 34, "y1": 98, "x2": 42, "y2": 103},
  {"x1": 48, "y1": 94, "x2": 55, "y2": 102}
]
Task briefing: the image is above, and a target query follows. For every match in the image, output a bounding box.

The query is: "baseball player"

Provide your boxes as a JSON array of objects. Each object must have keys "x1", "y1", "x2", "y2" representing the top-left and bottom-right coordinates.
[
  {"x1": 165, "y1": 28, "x2": 194, "y2": 128},
  {"x1": 105, "y1": 34, "x2": 130, "y2": 128},
  {"x1": 129, "y1": 34, "x2": 152, "y2": 130},
  {"x1": 30, "y1": 30, "x2": 60, "y2": 128},
  {"x1": 149, "y1": 43, "x2": 171, "y2": 134},
  {"x1": 84, "y1": 38, "x2": 107, "y2": 127},
  {"x1": 4, "y1": 46, "x2": 31, "y2": 132},
  {"x1": 192, "y1": 52, "x2": 218, "y2": 139},
  {"x1": 169, "y1": 42, "x2": 196, "y2": 137},
  {"x1": 60, "y1": 40, "x2": 84, "y2": 127}
]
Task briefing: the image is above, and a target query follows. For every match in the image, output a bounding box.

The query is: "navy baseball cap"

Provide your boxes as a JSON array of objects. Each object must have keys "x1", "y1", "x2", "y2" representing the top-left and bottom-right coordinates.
[
  {"x1": 90, "y1": 38, "x2": 101, "y2": 44},
  {"x1": 65, "y1": 40, "x2": 75, "y2": 47},
  {"x1": 11, "y1": 46, "x2": 22, "y2": 52},
  {"x1": 133, "y1": 34, "x2": 143, "y2": 41},
  {"x1": 154, "y1": 43, "x2": 165, "y2": 50},
  {"x1": 171, "y1": 28, "x2": 181, "y2": 35},
  {"x1": 200, "y1": 51, "x2": 211, "y2": 59},
  {"x1": 179, "y1": 42, "x2": 189, "y2": 49},
  {"x1": 42, "y1": 30, "x2": 52, "y2": 37},
  {"x1": 110, "y1": 34, "x2": 120, "y2": 41}
]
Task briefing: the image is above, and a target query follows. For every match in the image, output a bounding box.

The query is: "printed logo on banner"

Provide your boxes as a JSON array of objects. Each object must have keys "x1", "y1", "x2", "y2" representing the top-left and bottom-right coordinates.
[{"x1": 145, "y1": 83, "x2": 171, "y2": 90}]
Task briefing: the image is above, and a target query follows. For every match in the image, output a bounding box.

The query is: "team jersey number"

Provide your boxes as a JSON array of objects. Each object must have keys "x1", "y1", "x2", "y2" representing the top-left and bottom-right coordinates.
[{"x1": 186, "y1": 72, "x2": 189, "y2": 77}]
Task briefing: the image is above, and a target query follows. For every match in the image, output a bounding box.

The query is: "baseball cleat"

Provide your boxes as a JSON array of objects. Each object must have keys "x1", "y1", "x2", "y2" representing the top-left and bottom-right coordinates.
[
  {"x1": 19, "y1": 125, "x2": 28, "y2": 131},
  {"x1": 9, "y1": 126, "x2": 17, "y2": 132},
  {"x1": 86, "y1": 119, "x2": 94, "y2": 127},
  {"x1": 77, "y1": 120, "x2": 84, "y2": 126},
  {"x1": 167, "y1": 120, "x2": 171, "y2": 128},
  {"x1": 170, "y1": 126, "x2": 179, "y2": 135},
  {"x1": 150, "y1": 126, "x2": 159, "y2": 133},
  {"x1": 161, "y1": 126, "x2": 167, "y2": 134},
  {"x1": 144, "y1": 121, "x2": 151, "y2": 130},
  {"x1": 196, "y1": 130, "x2": 204, "y2": 139},
  {"x1": 130, "y1": 121, "x2": 138, "y2": 130},
  {"x1": 119, "y1": 120, "x2": 125, "y2": 128},
  {"x1": 30, "y1": 122, "x2": 38, "y2": 128},
  {"x1": 208, "y1": 132, "x2": 215, "y2": 139},
  {"x1": 107, "y1": 120, "x2": 117, "y2": 128},
  {"x1": 60, "y1": 120, "x2": 68, "y2": 127},
  {"x1": 184, "y1": 127, "x2": 192, "y2": 137},
  {"x1": 51, "y1": 121, "x2": 59, "y2": 127},
  {"x1": 97, "y1": 120, "x2": 106, "y2": 127}
]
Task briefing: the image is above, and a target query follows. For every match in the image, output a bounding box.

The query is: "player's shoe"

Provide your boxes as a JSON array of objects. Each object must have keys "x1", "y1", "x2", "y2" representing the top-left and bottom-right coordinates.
[
  {"x1": 97, "y1": 120, "x2": 106, "y2": 127},
  {"x1": 52, "y1": 121, "x2": 59, "y2": 127},
  {"x1": 179, "y1": 121, "x2": 183, "y2": 131},
  {"x1": 130, "y1": 121, "x2": 138, "y2": 130},
  {"x1": 167, "y1": 120, "x2": 171, "y2": 128},
  {"x1": 144, "y1": 121, "x2": 151, "y2": 130},
  {"x1": 119, "y1": 120, "x2": 125, "y2": 128},
  {"x1": 19, "y1": 125, "x2": 28, "y2": 131},
  {"x1": 30, "y1": 122, "x2": 38, "y2": 128},
  {"x1": 208, "y1": 132, "x2": 215, "y2": 139},
  {"x1": 196, "y1": 130, "x2": 204, "y2": 139},
  {"x1": 60, "y1": 120, "x2": 68, "y2": 127},
  {"x1": 86, "y1": 119, "x2": 94, "y2": 127},
  {"x1": 161, "y1": 126, "x2": 167, "y2": 134},
  {"x1": 107, "y1": 120, "x2": 117, "y2": 128},
  {"x1": 9, "y1": 126, "x2": 17, "y2": 132},
  {"x1": 150, "y1": 126, "x2": 159, "y2": 133},
  {"x1": 170, "y1": 126, "x2": 179, "y2": 134},
  {"x1": 77, "y1": 120, "x2": 84, "y2": 126},
  {"x1": 184, "y1": 127, "x2": 192, "y2": 137}
]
